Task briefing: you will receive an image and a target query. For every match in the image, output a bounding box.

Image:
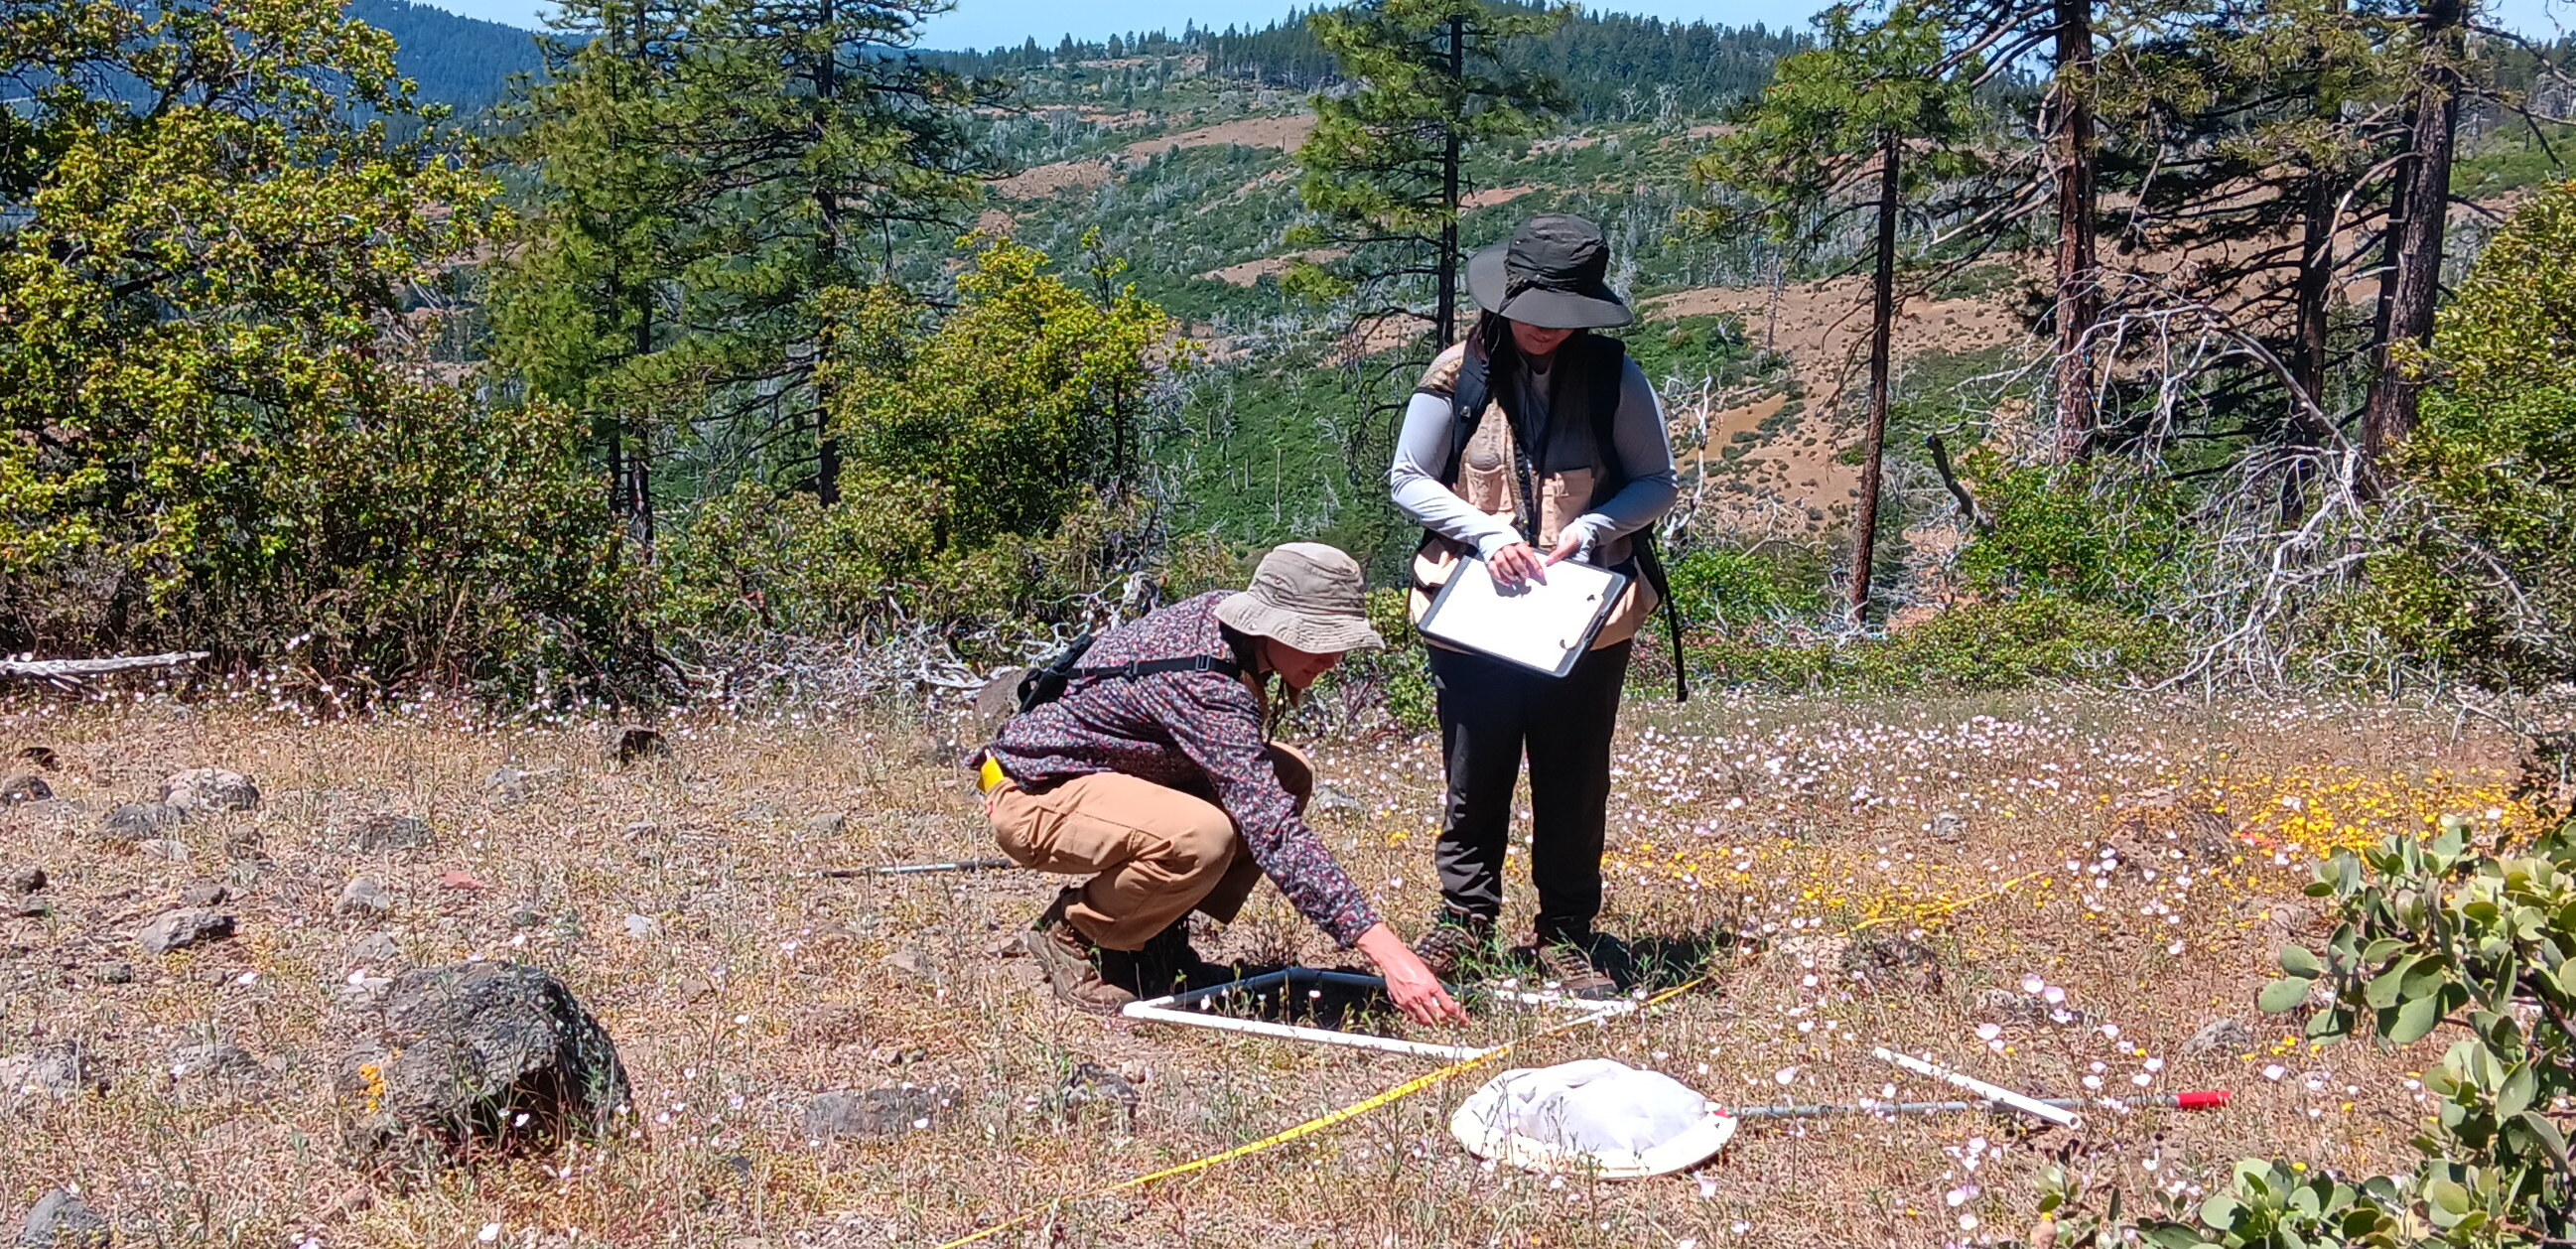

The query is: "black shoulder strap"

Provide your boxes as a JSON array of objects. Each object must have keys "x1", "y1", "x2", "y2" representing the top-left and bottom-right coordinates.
[
  {"x1": 1072, "y1": 654, "x2": 1244, "y2": 682},
  {"x1": 1580, "y1": 336, "x2": 1690, "y2": 704}
]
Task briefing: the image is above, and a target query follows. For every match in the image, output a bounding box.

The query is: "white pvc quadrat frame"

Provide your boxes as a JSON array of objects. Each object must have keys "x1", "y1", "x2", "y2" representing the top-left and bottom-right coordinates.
[{"x1": 1122, "y1": 967, "x2": 1637, "y2": 1061}]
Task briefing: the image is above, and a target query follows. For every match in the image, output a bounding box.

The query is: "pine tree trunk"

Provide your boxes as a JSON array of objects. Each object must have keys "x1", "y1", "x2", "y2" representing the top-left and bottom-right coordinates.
[
  {"x1": 813, "y1": 0, "x2": 843, "y2": 507},
  {"x1": 1848, "y1": 133, "x2": 1901, "y2": 625},
  {"x1": 2049, "y1": 0, "x2": 2099, "y2": 463},
  {"x1": 2362, "y1": 0, "x2": 2466, "y2": 474},
  {"x1": 2281, "y1": 173, "x2": 2338, "y2": 525},
  {"x1": 630, "y1": 291, "x2": 655, "y2": 554},
  {"x1": 1435, "y1": 12, "x2": 1464, "y2": 347}
]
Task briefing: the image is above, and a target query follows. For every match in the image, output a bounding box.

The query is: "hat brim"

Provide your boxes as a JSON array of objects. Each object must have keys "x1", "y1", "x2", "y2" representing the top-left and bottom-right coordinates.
[
  {"x1": 1213, "y1": 594, "x2": 1385, "y2": 654},
  {"x1": 1448, "y1": 1096, "x2": 1738, "y2": 1180},
  {"x1": 1466, "y1": 243, "x2": 1635, "y2": 330}
]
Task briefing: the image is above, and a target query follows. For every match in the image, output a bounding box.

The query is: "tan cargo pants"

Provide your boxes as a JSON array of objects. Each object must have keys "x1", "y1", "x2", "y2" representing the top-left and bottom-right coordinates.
[{"x1": 986, "y1": 745, "x2": 1313, "y2": 951}]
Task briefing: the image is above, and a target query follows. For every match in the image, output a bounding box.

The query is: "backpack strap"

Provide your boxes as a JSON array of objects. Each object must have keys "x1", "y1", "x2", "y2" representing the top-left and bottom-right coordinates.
[
  {"x1": 1576, "y1": 337, "x2": 1690, "y2": 704},
  {"x1": 1071, "y1": 654, "x2": 1244, "y2": 682}
]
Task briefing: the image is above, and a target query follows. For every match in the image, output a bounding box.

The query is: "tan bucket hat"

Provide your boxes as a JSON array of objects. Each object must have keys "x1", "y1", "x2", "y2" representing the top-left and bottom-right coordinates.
[{"x1": 1213, "y1": 543, "x2": 1386, "y2": 655}]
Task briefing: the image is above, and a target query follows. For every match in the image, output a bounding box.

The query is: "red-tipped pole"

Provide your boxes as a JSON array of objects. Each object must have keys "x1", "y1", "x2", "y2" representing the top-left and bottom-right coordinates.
[{"x1": 1726, "y1": 1090, "x2": 2231, "y2": 1122}]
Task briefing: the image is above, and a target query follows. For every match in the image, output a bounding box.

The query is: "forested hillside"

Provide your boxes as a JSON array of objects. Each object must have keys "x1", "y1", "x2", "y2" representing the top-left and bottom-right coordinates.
[{"x1": 6, "y1": 0, "x2": 2576, "y2": 706}]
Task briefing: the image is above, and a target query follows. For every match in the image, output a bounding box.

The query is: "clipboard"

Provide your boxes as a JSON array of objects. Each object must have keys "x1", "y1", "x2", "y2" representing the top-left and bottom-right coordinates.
[{"x1": 1417, "y1": 554, "x2": 1630, "y2": 678}]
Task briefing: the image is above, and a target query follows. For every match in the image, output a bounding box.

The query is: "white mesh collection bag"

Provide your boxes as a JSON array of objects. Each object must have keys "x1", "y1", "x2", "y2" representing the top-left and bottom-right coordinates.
[{"x1": 1449, "y1": 1058, "x2": 1737, "y2": 1179}]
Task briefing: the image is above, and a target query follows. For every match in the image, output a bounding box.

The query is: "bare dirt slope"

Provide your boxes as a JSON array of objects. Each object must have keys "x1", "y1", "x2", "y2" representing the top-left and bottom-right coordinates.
[{"x1": 0, "y1": 692, "x2": 2531, "y2": 1247}]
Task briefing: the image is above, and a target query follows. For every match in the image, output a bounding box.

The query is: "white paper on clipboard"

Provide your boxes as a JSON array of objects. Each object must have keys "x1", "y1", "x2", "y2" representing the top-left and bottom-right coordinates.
[{"x1": 1418, "y1": 555, "x2": 1629, "y2": 678}]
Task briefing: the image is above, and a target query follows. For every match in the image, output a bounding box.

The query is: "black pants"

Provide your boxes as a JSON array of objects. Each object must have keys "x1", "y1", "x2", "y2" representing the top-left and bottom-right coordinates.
[{"x1": 1425, "y1": 638, "x2": 1631, "y2": 940}]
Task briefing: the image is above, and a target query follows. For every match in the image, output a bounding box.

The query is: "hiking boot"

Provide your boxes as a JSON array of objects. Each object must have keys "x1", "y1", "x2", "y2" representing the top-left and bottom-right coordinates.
[
  {"x1": 1023, "y1": 889, "x2": 1137, "y2": 1015},
  {"x1": 1530, "y1": 929, "x2": 1631, "y2": 1001},
  {"x1": 1410, "y1": 911, "x2": 1499, "y2": 983},
  {"x1": 1134, "y1": 920, "x2": 1217, "y2": 998}
]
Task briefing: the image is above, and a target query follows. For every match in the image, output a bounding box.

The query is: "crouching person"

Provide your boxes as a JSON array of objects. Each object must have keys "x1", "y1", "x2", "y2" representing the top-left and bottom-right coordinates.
[{"x1": 975, "y1": 543, "x2": 1466, "y2": 1027}]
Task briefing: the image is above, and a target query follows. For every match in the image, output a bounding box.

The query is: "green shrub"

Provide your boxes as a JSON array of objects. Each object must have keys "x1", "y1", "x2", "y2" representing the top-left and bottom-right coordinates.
[
  {"x1": 1687, "y1": 596, "x2": 2179, "y2": 693},
  {"x1": 1664, "y1": 543, "x2": 1830, "y2": 631},
  {"x1": 2051, "y1": 813, "x2": 2576, "y2": 1246},
  {"x1": 1956, "y1": 454, "x2": 2185, "y2": 609},
  {"x1": 2352, "y1": 180, "x2": 2576, "y2": 688}
]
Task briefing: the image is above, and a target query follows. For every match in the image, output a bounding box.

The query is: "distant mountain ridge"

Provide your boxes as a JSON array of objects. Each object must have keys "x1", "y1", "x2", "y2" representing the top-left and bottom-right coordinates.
[{"x1": 350, "y1": 0, "x2": 548, "y2": 112}]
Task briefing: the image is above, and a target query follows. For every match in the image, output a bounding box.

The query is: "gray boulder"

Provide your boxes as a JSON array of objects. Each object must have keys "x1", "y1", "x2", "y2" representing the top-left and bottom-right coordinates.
[
  {"x1": 165, "y1": 1041, "x2": 259, "y2": 1083},
  {"x1": 338, "y1": 962, "x2": 628, "y2": 1158},
  {"x1": 160, "y1": 769, "x2": 257, "y2": 814},
  {"x1": 137, "y1": 908, "x2": 234, "y2": 955},
  {"x1": 2184, "y1": 1018, "x2": 2255, "y2": 1060},
  {"x1": 15, "y1": 1189, "x2": 108, "y2": 1249}
]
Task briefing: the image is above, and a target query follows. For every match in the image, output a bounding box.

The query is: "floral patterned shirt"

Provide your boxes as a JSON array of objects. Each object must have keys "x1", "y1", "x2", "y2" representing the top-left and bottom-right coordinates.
[{"x1": 985, "y1": 592, "x2": 1381, "y2": 946}]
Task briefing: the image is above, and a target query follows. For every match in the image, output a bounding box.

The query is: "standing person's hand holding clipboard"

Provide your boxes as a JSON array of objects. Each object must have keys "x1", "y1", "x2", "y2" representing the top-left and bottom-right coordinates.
[{"x1": 1418, "y1": 549, "x2": 1631, "y2": 679}]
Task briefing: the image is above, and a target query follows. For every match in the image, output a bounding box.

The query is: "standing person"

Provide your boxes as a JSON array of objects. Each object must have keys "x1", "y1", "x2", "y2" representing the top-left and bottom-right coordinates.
[
  {"x1": 976, "y1": 542, "x2": 1466, "y2": 1027},
  {"x1": 1388, "y1": 215, "x2": 1679, "y2": 999}
]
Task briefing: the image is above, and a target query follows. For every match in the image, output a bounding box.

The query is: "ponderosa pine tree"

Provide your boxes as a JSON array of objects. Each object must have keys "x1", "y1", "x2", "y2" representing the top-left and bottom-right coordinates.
[
  {"x1": 1292, "y1": 0, "x2": 1570, "y2": 349},
  {"x1": 663, "y1": 0, "x2": 995, "y2": 505},
  {"x1": 486, "y1": 0, "x2": 699, "y2": 553},
  {"x1": 1698, "y1": 3, "x2": 1983, "y2": 624}
]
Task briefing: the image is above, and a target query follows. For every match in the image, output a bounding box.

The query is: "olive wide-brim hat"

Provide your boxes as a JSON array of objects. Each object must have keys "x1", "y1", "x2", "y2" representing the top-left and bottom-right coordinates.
[
  {"x1": 1213, "y1": 542, "x2": 1387, "y2": 655},
  {"x1": 1467, "y1": 214, "x2": 1635, "y2": 330}
]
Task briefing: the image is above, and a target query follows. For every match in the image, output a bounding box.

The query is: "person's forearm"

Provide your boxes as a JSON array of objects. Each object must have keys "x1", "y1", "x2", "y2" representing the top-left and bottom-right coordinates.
[
  {"x1": 1390, "y1": 391, "x2": 1520, "y2": 553},
  {"x1": 1353, "y1": 922, "x2": 1410, "y2": 967}
]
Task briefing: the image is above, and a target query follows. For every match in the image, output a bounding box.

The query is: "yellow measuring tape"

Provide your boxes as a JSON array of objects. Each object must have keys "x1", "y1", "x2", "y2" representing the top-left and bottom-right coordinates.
[{"x1": 933, "y1": 869, "x2": 2047, "y2": 1249}]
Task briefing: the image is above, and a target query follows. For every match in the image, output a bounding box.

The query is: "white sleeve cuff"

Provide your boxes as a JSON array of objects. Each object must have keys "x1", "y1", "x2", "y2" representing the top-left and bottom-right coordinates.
[{"x1": 1474, "y1": 529, "x2": 1520, "y2": 558}]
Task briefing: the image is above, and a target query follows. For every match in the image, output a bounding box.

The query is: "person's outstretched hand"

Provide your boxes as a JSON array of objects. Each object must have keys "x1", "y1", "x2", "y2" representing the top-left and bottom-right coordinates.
[{"x1": 1354, "y1": 922, "x2": 1468, "y2": 1026}]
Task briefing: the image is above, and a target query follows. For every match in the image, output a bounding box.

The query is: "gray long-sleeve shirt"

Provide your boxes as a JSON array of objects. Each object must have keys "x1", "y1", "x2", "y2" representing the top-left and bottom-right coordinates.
[{"x1": 1388, "y1": 352, "x2": 1679, "y2": 559}]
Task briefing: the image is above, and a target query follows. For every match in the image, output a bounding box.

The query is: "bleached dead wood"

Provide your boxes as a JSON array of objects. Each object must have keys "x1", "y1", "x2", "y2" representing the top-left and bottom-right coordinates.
[{"x1": 0, "y1": 651, "x2": 210, "y2": 693}]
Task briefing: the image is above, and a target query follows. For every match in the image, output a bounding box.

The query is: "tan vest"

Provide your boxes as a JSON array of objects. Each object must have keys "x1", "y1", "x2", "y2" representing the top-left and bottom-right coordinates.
[{"x1": 1407, "y1": 343, "x2": 1657, "y2": 650}]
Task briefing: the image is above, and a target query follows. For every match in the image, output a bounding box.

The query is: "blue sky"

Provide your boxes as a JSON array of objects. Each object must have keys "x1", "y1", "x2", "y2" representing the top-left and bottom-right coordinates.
[{"x1": 427, "y1": 0, "x2": 2570, "y2": 44}]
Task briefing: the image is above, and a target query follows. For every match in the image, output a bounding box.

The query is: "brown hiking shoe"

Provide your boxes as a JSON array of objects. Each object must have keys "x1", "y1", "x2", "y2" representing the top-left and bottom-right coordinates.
[
  {"x1": 1530, "y1": 930, "x2": 1629, "y2": 1001},
  {"x1": 1410, "y1": 912, "x2": 1498, "y2": 983},
  {"x1": 1023, "y1": 890, "x2": 1137, "y2": 1015},
  {"x1": 1133, "y1": 920, "x2": 1214, "y2": 999}
]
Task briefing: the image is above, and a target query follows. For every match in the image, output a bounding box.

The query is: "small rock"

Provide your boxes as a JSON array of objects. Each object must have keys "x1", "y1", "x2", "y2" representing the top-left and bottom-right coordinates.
[
  {"x1": 1840, "y1": 932, "x2": 1943, "y2": 995},
  {"x1": 621, "y1": 913, "x2": 659, "y2": 940},
  {"x1": 334, "y1": 977, "x2": 393, "y2": 1013},
  {"x1": 97, "y1": 802, "x2": 182, "y2": 843},
  {"x1": 13, "y1": 746, "x2": 58, "y2": 772},
  {"x1": 438, "y1": 872, "x2": 487, "y2": 892},
  {"x1": 136, "y1": 907, "x2": 234, "y2": 955},
  {"x1": 160, "y1": 768, "x2": 258, "y2": 814},
  {"x1": 10, "y1": 896, "x2": 47, "y2": 918},
  {"x1": 484, "y1": 766, "x2": 532, "y2": 805},
  {"x1": 1309, "y1": 783, "x2": 1366, "y2": 817},
  {"x1": 345, "y1": 932, "x2": 403, "y2": 969},
  {"x1": 134, "y1": 839, "x2": 188, "y2": 864},
  {"x1": 87, "y1": 962, "x2": 131, "y2": 985},
  {"x1": 347, "y1": 813, "x2": 432, "y2": 853},
  {"x1": 0, "y1": 1043, "x2": 99, "y2": 1103},
  {"x1": 6, "y1": 867, "x2": 43, "y2": 895},
  {"x1": 2183, "y1": 1018, "x2": 2254, "y2": 1060},
  {"x1": 882, "y1": 947, "x2": 934, "y2": 981},
  {"x1": 166, "y1": 1041, "x2": 259, "y2": 1083},
  {"x1": 1060, "y1": 1061, "x2": 1140, "y2": 1126},
  {"x1": 1931, "y1": 811, "x2": 1966, "y2": 842},
  {"x1": 0, "y1": 774, "x2": 52, "y2": 805},
  {"x1": 801, "y1": 1085, "x2": 953, "y2": 1139},
  {"x1": 334, "y1": 877, "x2": 393, "y2": 919},
  {"x1": 179, "y1": 882, "x2": 228, "y2": 906},
  {"x1": 802, "y1": 812, "x2": 849, "y2": 837},
  {"x1": 15, "y1": 1188, "x2": 109, "y2": 1249},
  {"x1": 1116, "y1": 1059, "x2": 1151, "y2": 1085},
  {"x1": 607, "y1": 725, "x2": 670, "y2": 766}
]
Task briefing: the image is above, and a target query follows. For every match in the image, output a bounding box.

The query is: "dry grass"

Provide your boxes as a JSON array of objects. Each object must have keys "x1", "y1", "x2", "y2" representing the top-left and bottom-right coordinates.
[{"x1": 0, "y1": 688, "x2": 2532, "y2": 1247}]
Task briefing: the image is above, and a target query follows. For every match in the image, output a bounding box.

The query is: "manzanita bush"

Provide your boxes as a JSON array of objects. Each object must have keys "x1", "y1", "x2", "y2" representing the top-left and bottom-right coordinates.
[{"x1": 2048, "y1": 815, "x2": 2576, "y2": 1247}]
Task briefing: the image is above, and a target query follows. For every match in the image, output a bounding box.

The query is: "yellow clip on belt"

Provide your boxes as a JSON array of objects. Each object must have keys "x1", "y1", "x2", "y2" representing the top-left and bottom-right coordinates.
[{"x1": 977, "y1": 754, "x2": 1008, "y2": 795}]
